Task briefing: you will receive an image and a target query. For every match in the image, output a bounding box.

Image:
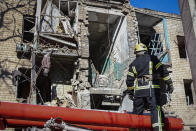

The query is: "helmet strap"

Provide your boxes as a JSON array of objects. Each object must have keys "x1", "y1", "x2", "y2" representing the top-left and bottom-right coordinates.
[{"x1": 136, "y1": 51, "x2": 146, "y2": 56}]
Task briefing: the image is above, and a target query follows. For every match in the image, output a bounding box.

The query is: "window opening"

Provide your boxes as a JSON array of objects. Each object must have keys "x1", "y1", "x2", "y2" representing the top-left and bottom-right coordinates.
[
  {"x1": 35, "y1": 57, "x2": 74, "y2": 104},
  {"x1": 16, "y1": 68, "x2": 31, "y2": 103},
  {"x1": 177, "y1": 35, "x2": 187, "y2": 58},
  {"x1": 88, "y1": 11, "x2": 121, "y2": 74},
  {"x1": 22, "y1": 15, "x2": 35, "y2": 43},
  {"x1": 184, "y1": 79, "x2": 194, "y2": 105}
]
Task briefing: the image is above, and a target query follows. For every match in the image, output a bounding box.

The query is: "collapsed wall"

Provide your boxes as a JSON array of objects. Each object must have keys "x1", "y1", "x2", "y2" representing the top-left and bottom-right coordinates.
[
  {"x1": 0, "y1": 0, "x2": 196, "y2": 129},
  {"x1": 0, "y1": 0, "x2": 138, "y2": 108}
]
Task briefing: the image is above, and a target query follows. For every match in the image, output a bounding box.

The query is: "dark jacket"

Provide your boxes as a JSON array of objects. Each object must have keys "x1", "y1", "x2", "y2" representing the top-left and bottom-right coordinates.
[{"x1": 126, "y1": 53, "x2": 172, "y2": 97}]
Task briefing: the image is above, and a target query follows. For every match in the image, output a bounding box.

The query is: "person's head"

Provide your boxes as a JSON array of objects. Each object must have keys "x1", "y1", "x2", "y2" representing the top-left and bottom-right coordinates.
[{"x1": 134, "y1": 43, "x2": 148, "y2": 55}]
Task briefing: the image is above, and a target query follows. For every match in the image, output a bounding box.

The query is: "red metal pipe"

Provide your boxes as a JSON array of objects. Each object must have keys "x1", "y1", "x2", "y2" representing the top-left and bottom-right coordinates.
[
  {"x1": 76, "y1": 124, "x2": 129, "y2": 131},
  {"x1": 0, "y1": 102, "x2": 183, "y2": 130},
  {"x1": 0, "y1": 118, "x2": 5, "y2": 130},
  {"x1": 165, "y1": 117, "x2": 184, "y2": 130},
  {"x1": 5, "y1": 119, "x2": 129, "y2": 131},
  {"x1": 6, "y1": 119, "x2": 45, "y2": 128}
]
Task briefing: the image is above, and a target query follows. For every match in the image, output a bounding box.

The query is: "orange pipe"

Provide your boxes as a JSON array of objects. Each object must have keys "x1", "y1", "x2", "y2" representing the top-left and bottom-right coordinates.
[
  {"x1": 0, "y1": 102, "x2": 183, "y2": 130},
  {"x1": 6, "y1": 119, "x2": 45, "y2": 128},
  {"x1": 5, "y1": 118, "x2": 129, "y2": 131},
  {"x1": 76, "y1": 124, "x2": 129, "y2": 131},
  {"x1": 165, "y1": 117, "x2": 184, "y2": 130}
]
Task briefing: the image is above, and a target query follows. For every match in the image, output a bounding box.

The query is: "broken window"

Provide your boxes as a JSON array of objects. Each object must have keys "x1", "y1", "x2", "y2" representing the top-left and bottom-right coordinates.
[
  {"x1": 184, "y1": 79, "x2": 194, "y2": 105},
  {"x1": 177, "y1": 35, "x2": 187, "y2": 58},
  {"x1": 38, "y1": 0, "x2": 78, "y2": 55},
  {"x1": 22, "y1": 15, "x2": 35, "y2": 43},
  {"x1": 136, "y1": 11, "x2": 163, "y2": 57},
  {"x1": 35, "y1": 56, "x2": 74, "y2": 104},
  {"x1": 138, "y1": 26, "x2": 155, "y2": 54},
  {"x1": 15, "y1": 15, "x2": 34, "y2": 59},
  {"x1": 16, "y1": 68, "x2": 31, "y2": 103},
  {"x1": 135, "y1": 13, "x2": 173, "y2": 65},
  {"x1": 138, "y1": 26, "x2": 164, "y2": 56},
  {"x1": 88, "y1": 11, "x2": 129, "y2": 110},
  {"x1": 88, "y1": 11, "x2": 123, "y2": 73},
  {"x1": 40, "y1": 0, "x2": 78, "y2": 35}
]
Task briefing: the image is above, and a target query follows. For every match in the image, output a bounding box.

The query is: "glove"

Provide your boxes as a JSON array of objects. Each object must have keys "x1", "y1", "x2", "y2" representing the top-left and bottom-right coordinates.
[{"x1": 166, "y1": 83, "x2": 174, "y2": 94}]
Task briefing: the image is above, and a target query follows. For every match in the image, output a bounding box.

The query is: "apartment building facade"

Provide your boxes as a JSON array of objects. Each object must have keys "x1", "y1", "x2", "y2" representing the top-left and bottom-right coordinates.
[{"x1": 0, "y1": 0, "x2": 195, "y2": 130}]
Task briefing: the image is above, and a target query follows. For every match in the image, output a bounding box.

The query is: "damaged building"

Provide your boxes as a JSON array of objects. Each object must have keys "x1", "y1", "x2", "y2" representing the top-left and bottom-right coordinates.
[{"x1": 0, "y1": 0, "x2": 196, "y2": 130}]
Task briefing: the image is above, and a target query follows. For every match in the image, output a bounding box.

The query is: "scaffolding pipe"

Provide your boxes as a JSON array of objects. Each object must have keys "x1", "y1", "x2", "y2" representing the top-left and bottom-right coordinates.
[{"x1": 0, "y1": 102, "x2": 183, "y2": 130}]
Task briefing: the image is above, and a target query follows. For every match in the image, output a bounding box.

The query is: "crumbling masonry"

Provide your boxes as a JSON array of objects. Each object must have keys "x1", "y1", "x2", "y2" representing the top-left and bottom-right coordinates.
[{"x1": 0, "y1": 0, "x2": 196, "y2": 130}]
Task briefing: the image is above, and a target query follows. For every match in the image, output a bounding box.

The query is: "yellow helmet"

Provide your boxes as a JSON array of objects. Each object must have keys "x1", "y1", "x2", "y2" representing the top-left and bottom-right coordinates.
[{"x1": 134, "y1": 43, "x2": 148, "y2": 54}]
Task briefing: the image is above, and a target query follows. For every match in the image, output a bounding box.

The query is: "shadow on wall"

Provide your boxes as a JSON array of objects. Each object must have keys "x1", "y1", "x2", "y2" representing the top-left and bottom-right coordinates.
[
  {"x1": 0, "y1": 59, "x2": 16, "y2": 95},
  {"x1": 0, "y1": 0, "x2": 35, "y2": 42},
  {"x1": 0, "y1": 0, "x2": 35, "y2": 99}
]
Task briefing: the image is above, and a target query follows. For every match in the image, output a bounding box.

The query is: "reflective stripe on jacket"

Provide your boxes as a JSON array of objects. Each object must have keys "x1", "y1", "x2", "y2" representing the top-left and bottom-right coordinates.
[{"x1": 126, "y1": 53, "x2": 172, "y2": 97}]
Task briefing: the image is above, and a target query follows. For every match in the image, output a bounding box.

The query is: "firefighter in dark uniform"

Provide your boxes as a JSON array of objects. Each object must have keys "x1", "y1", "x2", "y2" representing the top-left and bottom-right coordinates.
[{"x1": 126, "y1": 43, "x2": 174, "y2": 131}]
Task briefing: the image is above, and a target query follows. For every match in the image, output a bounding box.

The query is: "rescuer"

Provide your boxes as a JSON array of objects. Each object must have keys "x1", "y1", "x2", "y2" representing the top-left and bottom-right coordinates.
[{"x1": 126, "y1": 43, "x2": 174, "y2": 131}]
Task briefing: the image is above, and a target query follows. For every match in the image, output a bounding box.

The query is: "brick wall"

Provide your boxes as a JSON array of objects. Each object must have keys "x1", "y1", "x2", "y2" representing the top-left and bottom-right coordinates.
[
  {"x1": 154, "y1": 13, "x2": 196, "y2": 128},
  {"x1": 0, "y1": 0, "x2": 35, "y2": 102},
  {"x1": 134, "y1": 7, "x2": 196, "y2": 128},
  {"x1": 167, "y1": 17, "x2": 196, "y2": 127},
  {"x1": 1, "y1": 0, "x2": 196, "y2": 130}
]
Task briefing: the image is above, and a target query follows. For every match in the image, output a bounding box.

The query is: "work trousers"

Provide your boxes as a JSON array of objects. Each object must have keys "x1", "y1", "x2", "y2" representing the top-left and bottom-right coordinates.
[{"x1": 133, "y1": 96, "x2": 164, "y2": 131}]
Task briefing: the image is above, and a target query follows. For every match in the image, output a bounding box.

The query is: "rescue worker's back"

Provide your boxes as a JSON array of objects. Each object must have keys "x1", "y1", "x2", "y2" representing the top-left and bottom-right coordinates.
[
  {"x1": 126, "y1": 43, "x2": 173, "y2": 131},
  {"x1": 126, "y1": 52, "x2": 172, "y2": 97}
]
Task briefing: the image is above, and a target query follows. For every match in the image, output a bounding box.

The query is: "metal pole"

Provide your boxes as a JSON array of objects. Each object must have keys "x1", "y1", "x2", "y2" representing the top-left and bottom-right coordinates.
[{"x1": 28, "y1": 0, "x2": 42, "y2": 104}]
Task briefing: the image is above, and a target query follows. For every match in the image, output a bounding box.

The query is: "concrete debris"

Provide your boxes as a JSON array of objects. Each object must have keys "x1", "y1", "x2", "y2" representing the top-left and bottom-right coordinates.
[{"x1": 45, "y1": 95, "x2": 76, "y2": 108}]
